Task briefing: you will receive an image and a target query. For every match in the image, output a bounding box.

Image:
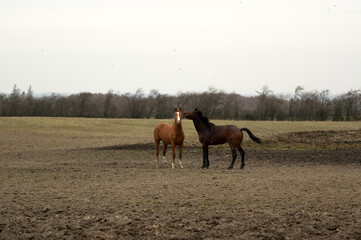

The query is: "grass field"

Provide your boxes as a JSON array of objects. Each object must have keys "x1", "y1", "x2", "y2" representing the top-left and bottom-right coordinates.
[
  {"x1": 1, "y1": 117, "x2": 360, "y2": 151},
  {"x1": 0, "y1": 117, "x2": 360, "y2": 239}
]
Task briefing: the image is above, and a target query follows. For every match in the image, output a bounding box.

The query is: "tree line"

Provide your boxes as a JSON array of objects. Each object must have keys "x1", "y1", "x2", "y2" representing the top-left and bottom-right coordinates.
[{"x1": 1, "y1": 85, "x2": 360, "y2": 121}]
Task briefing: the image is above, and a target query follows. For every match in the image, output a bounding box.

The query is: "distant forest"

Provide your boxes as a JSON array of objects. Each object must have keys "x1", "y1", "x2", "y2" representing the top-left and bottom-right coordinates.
[{"x1": 1, "y1": 85, "x2": 360, "y2": 121}]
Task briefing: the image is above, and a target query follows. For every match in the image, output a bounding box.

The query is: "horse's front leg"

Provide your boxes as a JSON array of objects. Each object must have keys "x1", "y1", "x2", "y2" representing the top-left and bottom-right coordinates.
[
  {"x1": 238, "y1": 146, "x2": 245, "y2": 169},
  {"x1": 171, "y1": 143, "x2": 176, "y2": 169},
  {"x1": 178, "y1": 142, "x2": 184, "y2": 169},
  {"x1": 202, "y1": 144, "x2": 209, "y2": 169}
]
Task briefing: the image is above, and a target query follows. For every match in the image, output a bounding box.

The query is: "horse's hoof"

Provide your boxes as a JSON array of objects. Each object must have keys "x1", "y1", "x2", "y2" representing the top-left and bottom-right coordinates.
[
  {"x1": 240, "y1": 165, "x2": 245, "y2": 169},
  {"x1": 227, "y1": 167, "x2": 233, "y2": 170}
]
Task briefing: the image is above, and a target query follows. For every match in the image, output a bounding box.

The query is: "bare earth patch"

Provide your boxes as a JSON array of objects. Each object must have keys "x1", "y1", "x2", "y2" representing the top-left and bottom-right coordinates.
[{"x1": 0, "y1": 130, "x2": 360, "y2": 239}]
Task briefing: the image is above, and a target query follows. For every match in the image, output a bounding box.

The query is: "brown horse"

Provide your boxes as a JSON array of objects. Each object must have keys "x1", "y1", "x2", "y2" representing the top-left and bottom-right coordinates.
[
  {"x1": 183, "y1": 108, "x2": 261, "y2": 169},
  {"x1": 154, "y1": 108, "x2": 185, "y2": 169}
]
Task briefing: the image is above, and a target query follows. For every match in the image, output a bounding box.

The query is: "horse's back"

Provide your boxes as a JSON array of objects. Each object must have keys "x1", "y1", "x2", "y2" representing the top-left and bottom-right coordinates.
[
  {"x1": 225, "y1": 125, "x2": 243, "y2": 142},
  {"x1": 212, "y1": 124, "x2": 241, "y2": 135},
  {"x1": 226, "y1": 124, "x2": 241, "y2": 132}
]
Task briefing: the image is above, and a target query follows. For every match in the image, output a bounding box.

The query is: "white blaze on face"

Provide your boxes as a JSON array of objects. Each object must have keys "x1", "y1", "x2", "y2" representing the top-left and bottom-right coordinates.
[{"x1": 176, "y1": 112, "x2": 181, "y2": 124}]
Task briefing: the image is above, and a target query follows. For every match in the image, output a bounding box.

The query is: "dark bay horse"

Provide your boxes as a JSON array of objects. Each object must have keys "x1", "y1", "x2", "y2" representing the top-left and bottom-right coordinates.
[
  {"x1": 183, "y1": 108, "x2": 261, "y2": 169},
  {"x1": 154, "y1": 108, "x2": 185, "y2": 169}
]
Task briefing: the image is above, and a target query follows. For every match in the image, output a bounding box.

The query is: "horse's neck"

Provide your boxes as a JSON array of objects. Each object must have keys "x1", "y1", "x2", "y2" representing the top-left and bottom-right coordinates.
[{"x1": 192, "y1": 117, "x2": 209, "y2": 133}]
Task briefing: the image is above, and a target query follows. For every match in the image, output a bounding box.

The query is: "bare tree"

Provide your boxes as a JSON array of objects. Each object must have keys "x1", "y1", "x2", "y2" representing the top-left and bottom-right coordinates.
[
  {"x1": 54, "y1": 95, "x2": 70, "y2": 117},
  {"x1": 0, "y1": 93, "x2": 7, "y2": 116},
  {"x1": 255, "y1": 85, "x2": 273, "y2": 120},
  {"x1": 25, "y1": 86, "x2": 34, "y2": 116},
  {"x1": 2, "y1": 84, "x2": 359, "y2": 121},
  {"x1": 68, "y1": 92, "x2": 91, "y2": 117},
  {"x1": 104, "y1": 90, "x2": 115, "y2": 118},
  {"x1": 124, "y1": 88, "x2": 146, "y2": 118},
  {"x1": 9, "y1": 85, "x2": 22, "y2": 116},
  {"x1": 145, "y1": 89, "x2": 160, "y2": 118},
  {"x1": 332, "y1": 98, "x2": 344, "y2": 121},
  {"x1": 316, "y1": 89, "x2": 330, "y2": 120},
  {"x1": 198, "y1": 87, "x2": 224, "y2": 118},
  {"x1": 223, "y1": 92, "x2": 239, "y2": 119},
  {"x1": 343, "y1": 89, "x2": 361, "y2": 120}
]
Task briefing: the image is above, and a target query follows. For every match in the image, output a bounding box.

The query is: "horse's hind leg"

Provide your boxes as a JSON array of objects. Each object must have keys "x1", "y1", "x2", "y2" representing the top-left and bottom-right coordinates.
[
  {"x1": 162, "y1": 143, "x2": 168, "y2": 165},
  {"x1": 228, "y1": 144, "x2": 237, "y2": 170},
  {"x1": 155, "y1": 138, "x2": 161, "y2": 168},
  {"x1": 237, "y1": 145, "x2": 246, "y2": 169}
]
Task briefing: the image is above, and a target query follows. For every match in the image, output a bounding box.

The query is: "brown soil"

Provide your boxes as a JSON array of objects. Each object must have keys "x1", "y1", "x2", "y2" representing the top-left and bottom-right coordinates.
[
  {"x1": 1, "y1": 130, "x2": 360, "y2": 239},
  {"x1": 266, "y1": 129, "x2": 361, "y2": 149}
]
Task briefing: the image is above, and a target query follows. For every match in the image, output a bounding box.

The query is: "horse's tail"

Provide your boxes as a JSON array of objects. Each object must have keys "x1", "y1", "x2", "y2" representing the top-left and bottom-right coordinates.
[{"x1": 241, "y1": 128, "x2": 262, "y2": 144}]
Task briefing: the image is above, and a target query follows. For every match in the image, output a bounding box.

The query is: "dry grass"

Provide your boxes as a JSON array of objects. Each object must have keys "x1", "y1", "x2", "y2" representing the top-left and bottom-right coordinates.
[{"x1": 1, "y1": 117, "x2": 360, "y2": 151}]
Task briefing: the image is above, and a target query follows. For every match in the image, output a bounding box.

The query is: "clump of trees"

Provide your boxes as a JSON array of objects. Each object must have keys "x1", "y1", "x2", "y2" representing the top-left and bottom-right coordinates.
[{"x1": 1, "y1": 85, "x2": 360, "y2": 120}]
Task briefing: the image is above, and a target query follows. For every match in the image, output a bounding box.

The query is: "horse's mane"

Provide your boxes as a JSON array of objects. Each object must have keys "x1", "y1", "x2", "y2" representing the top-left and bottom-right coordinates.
[{"x1": 197, "y1": 110, "x2": 215, "y2": 128}]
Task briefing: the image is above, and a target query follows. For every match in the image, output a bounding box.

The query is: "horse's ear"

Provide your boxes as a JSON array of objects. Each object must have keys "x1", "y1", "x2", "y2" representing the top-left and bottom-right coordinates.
[
  {"x1": 195, "y1": 108, "x2": 199, "y2": 111},
  {"x1": 179, "y1": 108, "x2": 182, "y2": 111},
  {"x1": 174, "y1": 108, "x2": 177, "y2": 111}
]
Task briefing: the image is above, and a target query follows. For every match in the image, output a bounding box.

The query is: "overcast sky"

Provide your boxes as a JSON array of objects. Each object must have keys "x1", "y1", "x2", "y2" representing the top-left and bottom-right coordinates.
[{"x1": 1, "y1": 0, "x2": 360, "y2": 96}]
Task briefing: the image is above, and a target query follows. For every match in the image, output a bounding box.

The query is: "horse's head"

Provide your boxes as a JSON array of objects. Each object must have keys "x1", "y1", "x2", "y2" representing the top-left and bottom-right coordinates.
[
  {"x1": 174, "y1": 108, "x2": 182, "y2": 125},
  {"x1": 183, "y1": 108, "x2": 200, "y2": 120}
]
